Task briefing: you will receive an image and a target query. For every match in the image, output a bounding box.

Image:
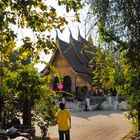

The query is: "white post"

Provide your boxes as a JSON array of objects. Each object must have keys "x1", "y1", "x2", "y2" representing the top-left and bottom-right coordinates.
[
  {"x1": 86, "y1": 98, "x2": 90, "y2": 110},
  {"x1": 108, "y1": 96, "x2": 112, "y2": 106}
]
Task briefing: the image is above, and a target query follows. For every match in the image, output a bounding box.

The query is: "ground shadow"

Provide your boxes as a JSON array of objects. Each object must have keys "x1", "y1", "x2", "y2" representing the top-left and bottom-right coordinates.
[
  {"x1": 70, "y1": 110, "x2": 126, "y2": 119},
  {"x1": 35, "y1": 136, "x2": 58, "y2": 140}
]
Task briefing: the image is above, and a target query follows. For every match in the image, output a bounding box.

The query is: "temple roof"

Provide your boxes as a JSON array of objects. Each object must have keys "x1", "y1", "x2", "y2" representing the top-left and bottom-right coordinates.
[
  {"x1": 57, "y1": 31, "x2": 93, "y2": 84},
  {"x1": 41, "y1": 30, "x2": 94, "y2": 84}
]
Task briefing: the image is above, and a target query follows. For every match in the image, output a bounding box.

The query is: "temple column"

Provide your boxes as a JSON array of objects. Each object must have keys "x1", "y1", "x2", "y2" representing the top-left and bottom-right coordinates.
[
  {"x1": 70, "y1": 68, "x2": 77, "y2": 93},
  {"x1": 71, "y1": 75, "x2": 76, "y2": 92}
]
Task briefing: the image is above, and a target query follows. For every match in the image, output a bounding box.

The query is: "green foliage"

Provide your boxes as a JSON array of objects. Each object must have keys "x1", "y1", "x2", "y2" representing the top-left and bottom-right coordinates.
[
  {"x1": 0, "y1": 74, "x2": 21, "y2": 128},
  {"x1": 89, "y1": 43, "x2": 117, "y2": 89},
  {"x1": 58, "y1": 0, "x2": 84, "y2": 12},
  {"x1": 1, "y1": 65, "x2": 58, "y2": 131},
  {"x1": 87, "y1": 0, "x2": 140, "y2": 129},
  {"x1": 0, "y1": 0, "x2": 83, "y2": 64},
  {"x1": 34, "y1": 94, "x2": 58, "y2": 138}
]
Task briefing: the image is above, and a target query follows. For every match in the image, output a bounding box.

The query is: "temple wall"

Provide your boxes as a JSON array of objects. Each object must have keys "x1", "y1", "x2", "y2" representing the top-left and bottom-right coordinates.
[
  {"x1": 52, "y1": 53, "x2": 72, "y2": 76},
  {"x1": 75, "y1": 75, "x2": 89, "y2": 86},
  {"x1": 75, "y1": 75, "x2": 91, "y2": 90}
]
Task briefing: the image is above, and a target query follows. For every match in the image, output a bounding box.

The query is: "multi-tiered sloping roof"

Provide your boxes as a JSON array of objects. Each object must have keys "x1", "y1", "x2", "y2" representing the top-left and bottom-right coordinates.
[{"x1": 41, "y1": 30, "x2": 93, "y2": 84}]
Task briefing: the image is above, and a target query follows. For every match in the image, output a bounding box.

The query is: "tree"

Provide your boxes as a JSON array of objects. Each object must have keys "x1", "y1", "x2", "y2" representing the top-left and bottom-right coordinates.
[
  {"x1": 0, "y1": 0, "x2": 84, "y2": 122},
  {"x1": 86, "y1": 37, "x2": 119, "y2": 94},
  {"x1": 87, "y1": 0, "x2": 140, "y2": 130}
]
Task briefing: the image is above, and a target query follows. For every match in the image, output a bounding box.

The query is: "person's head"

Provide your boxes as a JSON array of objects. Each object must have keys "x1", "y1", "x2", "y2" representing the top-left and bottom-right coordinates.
[{"x1": 59, "y1": 102, "x2": 65, "y2": 110}]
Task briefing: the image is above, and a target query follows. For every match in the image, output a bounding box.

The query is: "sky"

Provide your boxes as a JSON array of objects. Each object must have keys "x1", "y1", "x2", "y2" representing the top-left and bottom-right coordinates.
[{"x1": 14, "y1": 1, "x2": 89, "y2": 72}]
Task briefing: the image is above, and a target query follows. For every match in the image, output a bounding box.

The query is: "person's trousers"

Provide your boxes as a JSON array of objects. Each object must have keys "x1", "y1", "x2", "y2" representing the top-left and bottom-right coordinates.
[{"x1": 58, "y1": 129, "x2": 70, "y2": 140}]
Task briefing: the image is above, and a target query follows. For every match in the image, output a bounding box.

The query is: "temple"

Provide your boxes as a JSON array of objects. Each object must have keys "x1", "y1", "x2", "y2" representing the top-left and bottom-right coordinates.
[{"x1": 40, "y1": 30, "x2": 96, "y2": 96}]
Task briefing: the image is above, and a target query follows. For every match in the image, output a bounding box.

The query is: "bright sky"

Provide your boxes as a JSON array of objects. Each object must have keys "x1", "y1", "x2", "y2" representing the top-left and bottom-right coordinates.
[
  {"x1": 14, "y1": 1, "x2": 89, "y2": 72},
  {"x1": 34, "y1": 1, "x2": 89, "y2": 72}
]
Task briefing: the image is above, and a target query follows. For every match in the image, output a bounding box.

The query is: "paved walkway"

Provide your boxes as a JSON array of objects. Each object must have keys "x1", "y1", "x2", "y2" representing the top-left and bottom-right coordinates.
[{"x1": 36, "y1": 110, "x2": 132, "y2": 140}]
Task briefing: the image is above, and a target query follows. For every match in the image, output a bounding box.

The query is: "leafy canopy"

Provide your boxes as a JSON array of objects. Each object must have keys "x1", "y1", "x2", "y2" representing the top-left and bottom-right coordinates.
[{"x1": 0, "y1": 0, "x2": 84, "y2": 66}]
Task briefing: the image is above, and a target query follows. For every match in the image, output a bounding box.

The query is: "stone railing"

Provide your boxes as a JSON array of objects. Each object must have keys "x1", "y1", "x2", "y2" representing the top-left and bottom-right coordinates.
[{"x1": 85, "y1": 95, "x2": 129, "y2": 111}]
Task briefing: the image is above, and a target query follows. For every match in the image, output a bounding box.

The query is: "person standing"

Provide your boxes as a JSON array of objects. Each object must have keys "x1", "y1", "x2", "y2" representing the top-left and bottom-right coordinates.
[
  {"x1": 56, "y1": 102, "x2": 71, "y2": 140},
  {"x1": 62, "y1": 96, "x2": 66, "y2": 105}
]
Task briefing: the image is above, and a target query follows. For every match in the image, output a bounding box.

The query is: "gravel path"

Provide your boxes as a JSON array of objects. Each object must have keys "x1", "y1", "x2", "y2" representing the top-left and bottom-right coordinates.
[{"x1": 35, "y1": 110, "x2": 132, "y2": 140}]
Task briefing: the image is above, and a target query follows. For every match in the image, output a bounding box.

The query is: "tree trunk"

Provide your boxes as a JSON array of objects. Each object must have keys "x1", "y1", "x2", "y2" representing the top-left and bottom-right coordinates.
[
  {"x1": 0, "y1": 96, "x2": 3, "y2": 121},
  {"x1": 22, "y1": 101, "x2": 31, "y2": 126},
  {"x1": 138, "y1": 102, "x2": 140, "y2": 130},
  {"x1": 0, "y1": 51, "x2": 3, "y2": 121}
]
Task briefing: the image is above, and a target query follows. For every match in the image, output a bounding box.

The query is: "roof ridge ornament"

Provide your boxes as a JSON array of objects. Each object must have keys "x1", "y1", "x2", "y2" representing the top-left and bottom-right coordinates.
[
  {"x1": 55, "y1": 29, "x2": 59, "y2": 41},
  {"x1": 78, "y1": 26, "x2": 82, "y2": 42},
  {"x1": 78, "y1": 26, "x2": 81, "y2": 36},
  {"x1": 68, "y1": 27, "x2": 73, "y2": 43}
]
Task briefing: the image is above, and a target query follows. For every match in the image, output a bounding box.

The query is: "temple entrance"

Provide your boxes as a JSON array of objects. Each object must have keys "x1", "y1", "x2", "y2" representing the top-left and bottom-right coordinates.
[
  {"x1": 75, "y1": 86, "x2": 88, "y2": 101},
  {"x1": 63, "y1": 76, "x2": 72, "y2": 93},
  {"x1": 52, "y1": 76, "x2": 59, "y2": 91}
]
